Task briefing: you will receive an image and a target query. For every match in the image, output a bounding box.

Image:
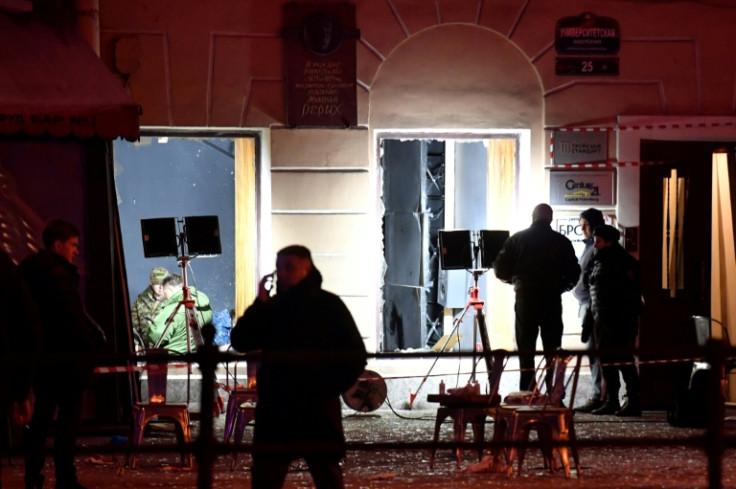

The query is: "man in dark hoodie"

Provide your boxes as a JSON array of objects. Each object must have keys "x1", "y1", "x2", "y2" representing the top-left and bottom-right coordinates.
[
  {"x1": 230, "y1": 245, "x2": 367, "y2": 489},
  {"x1": 20, "y1": 220, "x2": 106, "y2": 489}
]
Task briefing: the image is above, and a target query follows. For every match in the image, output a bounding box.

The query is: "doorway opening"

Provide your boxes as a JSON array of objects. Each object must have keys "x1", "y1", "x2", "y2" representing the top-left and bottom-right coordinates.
[
  {"x1": 378, "y1": 133, "x2": 525, "y2": 353},
  {"x1": 113, "y1": 134, "x2": 260, "y2": 350}
]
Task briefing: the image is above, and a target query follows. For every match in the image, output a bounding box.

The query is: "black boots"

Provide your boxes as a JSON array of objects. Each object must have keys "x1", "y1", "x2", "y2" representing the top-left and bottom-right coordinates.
[
  {"x1": 574, "y1": 398, "x2": 604, "y2": 413},
  {"x1": 590, "y1": 396, "x2": 620, "y2": 415},
  {"x1": 616, "y1": 396, "x2": 642, "y2": 417},
  {"x1": 589, "y1": 394, "x2": 642, "y2": 416}
]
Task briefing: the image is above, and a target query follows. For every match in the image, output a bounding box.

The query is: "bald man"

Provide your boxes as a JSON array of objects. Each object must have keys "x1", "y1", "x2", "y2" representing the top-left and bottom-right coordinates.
[{"x1": 493, "y1": 203, "x2": 581, "y2": 392}]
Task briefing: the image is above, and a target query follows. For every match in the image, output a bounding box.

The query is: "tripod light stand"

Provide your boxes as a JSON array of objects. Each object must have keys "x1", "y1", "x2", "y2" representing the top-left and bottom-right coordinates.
[
  {"x1": 141, "y1": 215, "x2": 222, "y2": 404},
  {"x1": 408, "y1": 229, "x2": 508, "y2": 408}
]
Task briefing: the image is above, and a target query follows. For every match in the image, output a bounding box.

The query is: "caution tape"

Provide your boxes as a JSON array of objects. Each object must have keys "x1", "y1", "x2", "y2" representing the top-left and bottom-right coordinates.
[
  {"x1": 94, "y1": 363, "x2": 188, "y2": 374},
  {"x1": 546, "y1": 160, "x2": 665, "y2": 169},
  {"x1": 548, "y1": 120, "x2": 736, "y2": 165},
  {"x1": 549, "y1": 121, "x2": 736, "y2": 132},
  {"x1": 549, "y1": 133, "x2": 666, "y2": 167}
]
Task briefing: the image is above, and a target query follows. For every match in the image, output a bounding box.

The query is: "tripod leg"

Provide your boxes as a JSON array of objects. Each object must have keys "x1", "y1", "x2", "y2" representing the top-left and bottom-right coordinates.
[
  {"x1": 475, "y1": 309, "x2": 494, "y2": 387},
  {"x1": 186, "y1": 307, "x2": 204, "y2": 348}
]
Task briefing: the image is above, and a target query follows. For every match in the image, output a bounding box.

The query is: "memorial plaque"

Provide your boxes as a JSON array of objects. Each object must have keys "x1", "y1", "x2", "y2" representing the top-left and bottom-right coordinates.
[{"x1": 284, "y1": 3, "x2": 358, "y2": 127}]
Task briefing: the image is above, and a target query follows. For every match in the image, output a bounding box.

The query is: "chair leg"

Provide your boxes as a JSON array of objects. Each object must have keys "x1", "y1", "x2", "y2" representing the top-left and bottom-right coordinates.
[
  {"x1": 230, "y1": 406, "x2": 255, "y2": 470},
  {"x1": 223, "y1": 395, "x2": 238, "y2": 443},
  {"x1": 569, "y1": 421, "x2": 581, "y2": 475},
  {"x1": 471, "y1": 413, "x2": 487, "y2": 461},
  {"x1": 451, "y1": 412, "x2": 467, "y2": 469},
  {"x1": 429, "y1": 409, "x2": 450, "y2": 469},
  {"x1": 129, "y1": 410, "x2": 147, "y2": 469}
]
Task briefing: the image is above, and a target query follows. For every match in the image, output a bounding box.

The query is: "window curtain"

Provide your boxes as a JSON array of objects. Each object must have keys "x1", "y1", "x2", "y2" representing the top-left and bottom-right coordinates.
[
  {"x1": 235, "y1": 138, "x2": 258, "y2": 315},
  {"x1": 486, "y1": 138, "x2": 516, "y2": 350},
  {"x1": 712, "y1": 151, "x2": 736, "y2": 400}
]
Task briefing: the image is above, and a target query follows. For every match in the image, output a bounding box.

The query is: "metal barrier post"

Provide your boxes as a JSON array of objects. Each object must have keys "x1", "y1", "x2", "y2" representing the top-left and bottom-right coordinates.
[
  {"x1": 706, "y1": 339, "x2": 725, "y2": 489},
  {"x1": 197, "y1": 325, "x2": 217, "y2": 489}
]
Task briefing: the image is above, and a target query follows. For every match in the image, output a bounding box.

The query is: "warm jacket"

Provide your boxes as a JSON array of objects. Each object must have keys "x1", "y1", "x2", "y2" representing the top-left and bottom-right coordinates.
[
  {"x1": 19, "y1": 250, "x2": 106, "y2": 383},
  {"x1": 230, "y1": 267, "x2": 367, "y2": 459},
  {"x1": 587, "y1": 243, "x2": 642, "y2": 343},
  {"x1": 143, "y1": 286, "x2": 213, "y2": 354},
  {"x1": 0, "y1": 251, "x2": 40, "y2": 406},
  {"x1": 572, "y1": 237, "x2": 596, "y2": 303},
  {"x1": 131, "y1": 285, "x2": 166, "y2": 345},
  {"x1": 493, "y1": 220, "x2": 581, "y2": 296},
  {"x1": 20, "y1": 250, "x2": 105, "y2": 354}
]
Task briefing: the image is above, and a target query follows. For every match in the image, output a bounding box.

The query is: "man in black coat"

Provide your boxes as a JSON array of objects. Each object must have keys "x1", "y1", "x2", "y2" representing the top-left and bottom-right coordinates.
[
  {"x1": 230, "y1": 245, "x2": 367, "y2": 489},
  {"x1": 0, "y1": 250, "x2": 40, "y2": 489},
  {"x1": 20, "y1": 220, "x2": 106, "y2": 489},
  {"x1": 587, "y1": 224, "x2": 642, "y2": 416},
  {"x1": 493, "y1": 203, "x2": 580, "y2": 391}
]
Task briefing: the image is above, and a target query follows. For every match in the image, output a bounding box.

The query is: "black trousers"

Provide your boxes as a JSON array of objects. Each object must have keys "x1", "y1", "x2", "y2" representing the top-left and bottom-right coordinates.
[
  {"x1": 514, "y1": 293, "x2": 564, "y2": 391},
  {"x1": 599, "y1": 339, "x2": 640, "y2": 403},
  {"x1": 24, "y1": 376, "x2": 85, "y2": 488},
  {"x1": 251, "y1": 453, "x2": 344, "y2": 489}
]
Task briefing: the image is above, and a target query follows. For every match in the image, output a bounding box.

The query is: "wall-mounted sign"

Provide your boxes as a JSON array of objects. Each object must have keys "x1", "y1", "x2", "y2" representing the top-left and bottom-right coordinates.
[
  {"x1": 550, "y1": 170, "x2": 615, "y2": 206},
  {"x1": 555, "y1": 56, "x2": 619, "y2": 76},
  {"x1": 283, "y1": 3, "x2": 358, "y2": 128},
  {"x1": 552, "y1": 131, "x2": 607, "y2": 164},
  {"x1": 555, "y1": 12, "x2": 620, "y2": 55}
]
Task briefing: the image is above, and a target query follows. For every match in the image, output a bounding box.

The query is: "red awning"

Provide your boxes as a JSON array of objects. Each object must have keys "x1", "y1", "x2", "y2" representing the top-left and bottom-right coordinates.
[{"x1": 0, "y1": 13, "x2": 140, "y2": 141}]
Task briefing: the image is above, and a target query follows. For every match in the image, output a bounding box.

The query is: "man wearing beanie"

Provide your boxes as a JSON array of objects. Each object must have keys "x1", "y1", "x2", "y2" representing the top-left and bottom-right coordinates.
[
  {"x1": 573, "y1": 208, "x2": 606, "y2": 413},
  {"x1": 131, "y1": 266, "x2": 171, "y2": 349},
  {"x1": 587, "y1": 224, "x2": 643, "y2": 416}
]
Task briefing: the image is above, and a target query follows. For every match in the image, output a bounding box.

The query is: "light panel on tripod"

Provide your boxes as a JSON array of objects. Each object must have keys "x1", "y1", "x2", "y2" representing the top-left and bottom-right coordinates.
[
  {"x1": 479, "y1": 230, "x2": 510, "y2": 269},
  {"x1": 438, "y1": 230, "x2": 472, "y2": 270},
  {"x1": 185, "y1": 215, "x2": 222, "y2": 256},
  {"x1": 140, "y1": 217, "x2": 178, "y2": 258}
]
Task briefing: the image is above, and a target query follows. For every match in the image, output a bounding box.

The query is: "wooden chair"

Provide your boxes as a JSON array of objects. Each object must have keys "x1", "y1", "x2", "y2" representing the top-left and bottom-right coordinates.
[
  {"x1": 127, "y1": 349, "x2": 192, "y2": 469},
  {"x1": 428, "y1": 350, "x2": 508, "y2": 469},
  {"x1": 492, "y1": 352, "x2": 582, "y2": 478}
]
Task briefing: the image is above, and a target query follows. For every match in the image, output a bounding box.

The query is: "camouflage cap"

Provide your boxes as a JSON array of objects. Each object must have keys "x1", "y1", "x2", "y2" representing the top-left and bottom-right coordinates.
[{"x1": 150, "y1": 266, "x2": 170, "y2": 285}]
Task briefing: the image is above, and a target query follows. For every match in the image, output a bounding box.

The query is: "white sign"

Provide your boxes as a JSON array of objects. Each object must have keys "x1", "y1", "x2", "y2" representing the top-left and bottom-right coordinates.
[
  {"x1": 553, "y1": 131, "x2": 607, "y2": 164},
  {"x1": 550, "y1": 170, "x2": 615, "y2": 206}
]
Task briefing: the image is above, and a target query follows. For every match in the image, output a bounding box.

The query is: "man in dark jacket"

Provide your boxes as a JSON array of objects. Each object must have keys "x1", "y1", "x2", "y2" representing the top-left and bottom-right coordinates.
[
  {"x1": 0, "y1": 250, "x2": 40, "y2": 489},
  {"x1": 493, "y1": 203, "x2": 580, "y2": 391},
  {"x1": 20, "y1": 220, "x2": 106, "y2": 489},
  {"x1": 587, "y1": 224, "x2": 642, "y2": 416},
  {"x1": 230, "y1": 245, "x2": 367, "y2": 489}
]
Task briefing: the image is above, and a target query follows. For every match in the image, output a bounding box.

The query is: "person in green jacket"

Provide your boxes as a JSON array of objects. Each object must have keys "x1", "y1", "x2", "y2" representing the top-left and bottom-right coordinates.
[
  {"x1": 131, "y1": 266, "x2": 171, "y2": 350},
  {"x1": 142, "y1": 273, "x2": 213, "y2": 354}
]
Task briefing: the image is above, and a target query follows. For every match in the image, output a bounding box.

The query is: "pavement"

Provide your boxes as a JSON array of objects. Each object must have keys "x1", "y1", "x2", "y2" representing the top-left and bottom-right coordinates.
[{"x1": 2, "y1": 405, "x2": 736, "y2": 489}]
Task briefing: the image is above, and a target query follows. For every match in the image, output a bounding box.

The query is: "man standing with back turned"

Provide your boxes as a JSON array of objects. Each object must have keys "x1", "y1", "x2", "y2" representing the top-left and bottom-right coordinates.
[
  {"x1": 493, "y1": 203, "x2": 580, "y2": 391},
  {"x1": 230, "y1": 245, "x2": 367, "y2": 489},
  {"x1": 20, "y1": 219, "x2": 106, "y2": 489}
]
